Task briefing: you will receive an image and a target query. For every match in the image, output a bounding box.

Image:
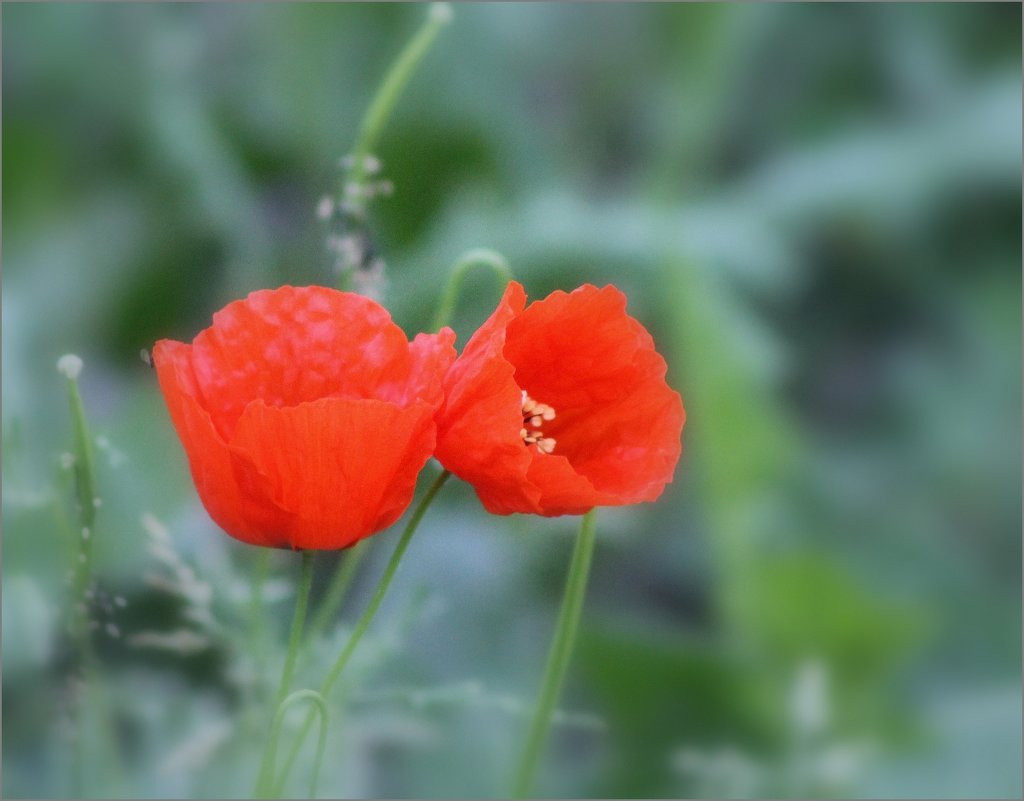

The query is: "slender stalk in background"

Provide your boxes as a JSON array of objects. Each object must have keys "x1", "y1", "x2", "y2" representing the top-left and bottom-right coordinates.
[
  {"x1": 431, "y1": 248, "x2": 514, "y2": 332},
  {"x1": 272, "y1": 469, "x2": 452, "y2": 797},
  {"x1": 513, "y1": 510, "x2": 599, "y2": 798},
  {"x1": 345, "y1": 2, "x2": 453, "y2": 209},
  {"x1": 57, "y1": 354, "x2": 123, "y2": 796},
  {"x1": 331, "y1": 2, "x2": 453, "y2": 291}
]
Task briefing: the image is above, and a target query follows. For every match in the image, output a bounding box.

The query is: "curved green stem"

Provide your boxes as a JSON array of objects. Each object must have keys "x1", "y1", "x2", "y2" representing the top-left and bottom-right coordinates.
[
  {"x1": 346, "y1": 3, "x2": 453, "y2": 208},
  {"x1": 430, "y1": 248, "x2": 514, "y2": 332},
  {"x1": 263, "y1": 689, "x2": 330, "y2": 800},
  {"x1": 274, "y1": 469, "x2": 452, "y2": 793},
  {"x1": 254, "y1": 550, "x2": 315, "y2": 796},
  {"x1": 512, "y1": 510, "x2": 598, "y2": 798}
]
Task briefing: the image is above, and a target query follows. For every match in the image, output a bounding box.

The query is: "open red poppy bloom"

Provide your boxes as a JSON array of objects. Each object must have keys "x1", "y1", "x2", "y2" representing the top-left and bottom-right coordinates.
[
  {"x1": 435, "y1": 281, "x2": 684, "y2": 516},
  {"x1": 153, "y1": 286, "x2": 455, "y2": 550}
]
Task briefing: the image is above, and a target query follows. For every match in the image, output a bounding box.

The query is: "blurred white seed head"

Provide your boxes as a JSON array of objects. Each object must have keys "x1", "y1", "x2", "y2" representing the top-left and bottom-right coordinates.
[
  {"x1": 362, "y1": 154, "x2": 381, "y2": 175},
  {"x1": 57, "y1": 354, "x2": 83, "y2": 380},
  {"x1": 791, "y1": 659, "x2": 829, "y2": 736},
  {"x1": 316, "y1": 195, "x2": 335, "y2": 220},
  {"x1": 430, "y1": 2, "x2": 453, "y2": 24}
]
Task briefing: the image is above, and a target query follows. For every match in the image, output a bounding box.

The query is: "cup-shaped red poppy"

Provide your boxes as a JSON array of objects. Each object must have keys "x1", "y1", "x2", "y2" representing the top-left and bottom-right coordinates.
[
  {"x1": 153, "y1": 286, "x2": 456, "y2": 550},
  {"x1": 435, "y1": 281, "x2": 684, "y2": 516}
]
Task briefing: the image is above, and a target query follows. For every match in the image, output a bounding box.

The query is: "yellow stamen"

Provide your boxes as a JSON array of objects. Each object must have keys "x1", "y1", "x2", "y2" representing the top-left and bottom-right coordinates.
[{"x1": 520, "y1": 390, "x2": 557, "y2": 454}]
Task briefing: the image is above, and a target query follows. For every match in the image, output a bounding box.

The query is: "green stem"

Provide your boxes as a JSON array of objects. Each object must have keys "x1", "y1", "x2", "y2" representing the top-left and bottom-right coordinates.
[
  {"x1": 512, "y1": 510, "x2": 599, "y2": 798},
  {"x1": 255, "y1": 550, "x2": 315, "y2": 796},
  {"x1": 263, "y1": 689, "x2": 330, "y2": 800},
  {"x1": 273, "y1": 469, "x2": 452, "y2": 795},
  {"x1": 430, "y1": 248, "x2": 514, "y2": 332},
  {"x1": 305, "y1": 539, "x2": 370, "y2": 647},
  {"x1": 248, "y1": 550, "x2": 273, "y2": 667},
  {"x1": 346, "y1": 3, "x2": 453, "y2": 206},
  {"x1": 58, "y1": 360, "x2": 102, "y2": 795}
]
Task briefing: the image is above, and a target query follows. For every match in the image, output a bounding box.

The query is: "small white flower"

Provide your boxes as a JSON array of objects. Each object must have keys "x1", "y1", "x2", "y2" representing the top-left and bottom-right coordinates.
[{"x1": 57, "y1": 354, "x2": 83, "y2": 380}]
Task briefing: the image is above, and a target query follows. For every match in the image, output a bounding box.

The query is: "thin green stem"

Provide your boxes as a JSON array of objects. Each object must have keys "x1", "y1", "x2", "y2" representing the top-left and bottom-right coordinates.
[
  {"x1": 263, "y1": 689, "x2": 330, "y2": 800},
  {"x1": 58, "y1": 358, "x2": 104, "y2": 795},
  {"x1": 278, "y1": 552, "x2": 316, "y2": 708},
  {"x1": 512, "y1": 510, "x2": 599, "y2": 798},
  {"x1": 346, "y1": 3, "x2": 453, "y2": 205},
  {"x1": 305, "y1": 539, "x2": 370, "y2": 647},
  {"x1": 430, "y1": 248, "x2": 514, "y2": 332},
  {"x1": 273, "y1": 469, "x2": 452, "y2": 794},
  {"x1": 254, "y1": 550, "x2": 315, "y2": 796},
  {"x1": 248, "y1": 549, "x2": 273, "y2": 663}
]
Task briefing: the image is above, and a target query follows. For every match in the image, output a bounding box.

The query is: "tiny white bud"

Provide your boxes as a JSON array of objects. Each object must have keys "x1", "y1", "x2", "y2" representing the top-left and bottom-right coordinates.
[
  {"x1": 114, "y1": 596, "x2": 128, "y2": 608},
  {"x1": 57, "y1": 354, "x2": 83, "y2": 380},
  {"x1": 430, "y1": 2, "x2": 453, "y2": 24},
  {"x1": 363, "y1": 155, "x2": 381, "y2": 175},
  {"x1": 60, "y1": 452, "x2": 75, "y2": 470},
  {"x1": 316, "y1": 195, "x2": 334, "y2": 220},
  {"x1": 105, "y1": 623, "x2": 120, "y2": 638},
  {"x1": 81, "y1": 527, "x2": 90, "y2": 540},
  {"x1": 93, "y1": 497, "x2": 103, "y2": 508}
]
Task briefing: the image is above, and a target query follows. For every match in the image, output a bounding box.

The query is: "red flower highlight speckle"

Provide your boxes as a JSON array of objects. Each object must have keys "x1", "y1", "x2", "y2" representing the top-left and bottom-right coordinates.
[
  {"x1": 153, "y1": 286, "x2": 455, "y2": 550},
  {"x1": 435, "y1": 281, "x2": 684, "y2": 516}
]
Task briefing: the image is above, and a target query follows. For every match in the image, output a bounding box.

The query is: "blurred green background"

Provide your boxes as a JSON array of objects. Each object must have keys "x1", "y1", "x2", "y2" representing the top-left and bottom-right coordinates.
[{"x1": 3, "y1": 3, "x2": 1021, "y2": 798}]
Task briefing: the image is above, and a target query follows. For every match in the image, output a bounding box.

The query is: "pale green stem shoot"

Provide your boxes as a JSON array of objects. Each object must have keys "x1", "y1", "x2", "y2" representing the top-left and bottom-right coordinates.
[
  {"x1": 431, "y1": 248, "x2": 514, "y2": 332},
  {"x1": 513, "y1": 510, "x2": 599, "y2": 798}
]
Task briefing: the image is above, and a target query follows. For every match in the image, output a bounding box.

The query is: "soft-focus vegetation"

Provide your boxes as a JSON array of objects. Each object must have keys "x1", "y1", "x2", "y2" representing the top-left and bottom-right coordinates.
[{"x1": 3, "y1": 4, "x2": 1020, "y2": 798}]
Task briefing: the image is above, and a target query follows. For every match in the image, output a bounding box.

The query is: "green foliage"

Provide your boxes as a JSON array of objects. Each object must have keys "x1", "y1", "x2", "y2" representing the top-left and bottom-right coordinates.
[{"x1": 2, "y1": 3, "x2": 1020, "y2": 798}]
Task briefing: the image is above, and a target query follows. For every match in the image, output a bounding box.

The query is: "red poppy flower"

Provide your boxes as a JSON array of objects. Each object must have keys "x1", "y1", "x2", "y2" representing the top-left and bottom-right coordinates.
[
  {"x1": 153, "y1": 286, "x2": 455, "y2": 550},
  {"x1": 435, "y1": 281, "x2": 684, "y2": 516}
]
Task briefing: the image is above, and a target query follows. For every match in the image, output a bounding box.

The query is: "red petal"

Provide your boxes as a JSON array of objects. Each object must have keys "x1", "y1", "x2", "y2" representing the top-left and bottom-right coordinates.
[
  {"x1": 435, "y1": 282, "x2": 542, "y2": 513},
  {"x1": 504, "y1": 284, "x2": 683, "y2": 507},
  {"x1": 378, "y1": 327, "x2": 457, "y2": 407},
  {"x1": 228, "y1": 397, "x2": 438, "y2": 549},
  {"x1": 153, "y1": 340, "x2": 290, "y2": 547},
  {"x1": 190, "y1": 286, "x2": 411, "y2": 439}
]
